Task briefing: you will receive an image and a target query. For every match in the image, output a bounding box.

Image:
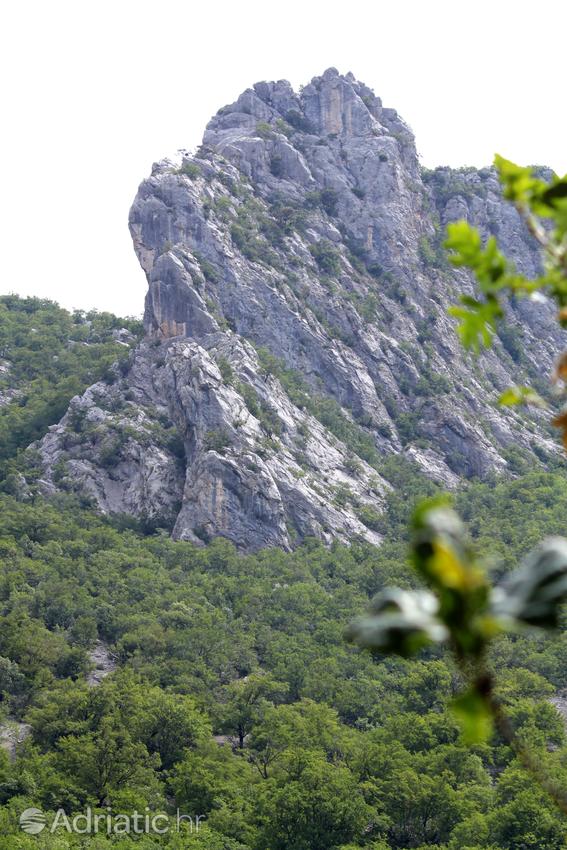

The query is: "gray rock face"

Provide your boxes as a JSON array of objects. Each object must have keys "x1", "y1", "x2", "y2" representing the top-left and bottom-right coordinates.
[
  {"x1": 39, "y1": 334, "x2": 388, "y2": 549},
  {"x1": 37, "y1": 69, "x2": 565, "y2": 549},
  {"x1": 87, "y1": 641, "x2": 117, "y2": 687},
  {"x1": 0, "y1": 719, "x2": 32, "y2": 762}
]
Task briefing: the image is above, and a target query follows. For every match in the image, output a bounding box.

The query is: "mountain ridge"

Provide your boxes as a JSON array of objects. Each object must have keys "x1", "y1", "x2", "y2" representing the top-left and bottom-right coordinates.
[{"x1": 33, "y1": 68, "x2": 565, "y2": 550}]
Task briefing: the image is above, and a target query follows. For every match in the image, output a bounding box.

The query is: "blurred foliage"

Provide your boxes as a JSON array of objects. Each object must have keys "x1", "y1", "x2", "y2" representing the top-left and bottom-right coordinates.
[{"x1": 350, "y1": 156, "x2": 567, "y2": 820}]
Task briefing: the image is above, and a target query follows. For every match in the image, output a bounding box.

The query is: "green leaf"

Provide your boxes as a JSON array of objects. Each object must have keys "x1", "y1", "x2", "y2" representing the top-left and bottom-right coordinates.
[
  {"x1": 412, "y1": 498, "x2": 470, "y2": 583},
  {"x1": 445, "y1": 223, "x2": 510, "y2": 295},
  {"x1": 491, "y1": 537, "x2": 567, "y2": 628},
  {"x1": 498, "y1": 385, "x2": 547, "y2": 408},
  {"x1": 451, "y1": 687, "x2": 493, "y2": 744},
  {"x1": 444, "y1": 220, "x2": 483, "y2": 264},
  {"x1": 494, "y1": 155, "x2": 544, "y2": 204},
  {"x1": 448, "y1": 296, "x2": 502, "y2": 352},
  {"x1": 411, "y1": 499, "x2": 490, "y2": 655},
  {"x1": 445, "y1": 217, "x2": 542, "y2": 354},
  {"x1": 541, "y1": 179, "x2": 567, "y2": 207},
  {"x1": 346, "y1": 588, "x2": 448, "y2": 657}
]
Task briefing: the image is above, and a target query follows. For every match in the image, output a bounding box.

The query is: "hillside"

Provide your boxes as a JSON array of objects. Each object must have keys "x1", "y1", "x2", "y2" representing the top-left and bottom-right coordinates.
[
  {"x1": 3, "y1": 69, "x2": 567, "y2": 850},
  {"x1": 28, "y1": 68, "x2": 565, "y2": 551},
  {"x1": 0, "y1": 296, "x2": 142, "y2": 481},
  {"x1": 1, "y1": 267, "x2": 567, "y2": 850},
  {"x1": 2, "y1": 462, "x2": 567, "y2": 848}
]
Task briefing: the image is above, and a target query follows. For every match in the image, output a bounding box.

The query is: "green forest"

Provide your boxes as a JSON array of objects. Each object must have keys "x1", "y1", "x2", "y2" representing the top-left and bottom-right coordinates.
[
  {"x1": 1, "y1": 298, "x2": 567, "y2": 848},
  {"x1": 0, "y1": 295, "x2": 143, "y2": 481}
]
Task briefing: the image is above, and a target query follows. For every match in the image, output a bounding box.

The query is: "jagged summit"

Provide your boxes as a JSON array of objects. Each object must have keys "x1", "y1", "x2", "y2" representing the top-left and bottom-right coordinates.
[
  {"x1": 36, "y1": 71, "x2": 564, "y2": 550},
  {"x1": 132, "y1": 69, "x2": 424, "y2": 345},
  {"x1": 205, "y1": 67, "x2": 412, "y2": 147}
]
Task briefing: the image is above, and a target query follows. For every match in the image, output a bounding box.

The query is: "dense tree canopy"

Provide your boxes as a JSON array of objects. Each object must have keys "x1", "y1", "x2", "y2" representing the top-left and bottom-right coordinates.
[
  {"x1": 0, "y1": 471, "x2": 566, "y2": 849},
  {"x1": 0, "y1": 295, "x2": 142, "y2": 478},
  {"x1": 1, "y1": 297, "x2": 567, "y2": 848}
]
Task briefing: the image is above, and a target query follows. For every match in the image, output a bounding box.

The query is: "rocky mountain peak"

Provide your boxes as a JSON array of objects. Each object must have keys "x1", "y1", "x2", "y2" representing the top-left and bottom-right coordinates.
[
  {"x1": 35, "y1": 71, "x2": 565, "y2": 550},
  {"x1": 205, "y1": 67, "x2": 409, "y2": 147}
]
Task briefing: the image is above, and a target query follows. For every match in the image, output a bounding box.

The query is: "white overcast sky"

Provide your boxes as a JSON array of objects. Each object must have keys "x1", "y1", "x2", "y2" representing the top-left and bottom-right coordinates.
[{"x1": 2, "y1": 0, "x2": 566, "y2": 317}]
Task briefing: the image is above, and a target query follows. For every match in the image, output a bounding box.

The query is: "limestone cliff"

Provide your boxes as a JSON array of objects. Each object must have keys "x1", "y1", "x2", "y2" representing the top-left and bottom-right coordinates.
[{"x1": 36, "y1": 69, "x2": 565, "y2": 550}]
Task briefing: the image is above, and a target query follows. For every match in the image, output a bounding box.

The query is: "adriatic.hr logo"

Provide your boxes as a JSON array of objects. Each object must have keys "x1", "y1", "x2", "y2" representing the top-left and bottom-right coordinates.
[
  {"x1": 18, "y1": 806, "x2": 204, "y2": 835},
  {"x1": 19, "y1": 808, "x2": 47, "y2": 834}
]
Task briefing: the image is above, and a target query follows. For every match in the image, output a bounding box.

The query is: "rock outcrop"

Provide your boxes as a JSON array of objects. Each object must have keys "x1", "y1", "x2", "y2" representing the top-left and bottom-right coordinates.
[
  {"x1": 0, "y1": 719, "x2": 32, "y2": 762},
  {"x1": 36, "y1": 69, "x2": 565, "y2": 550}
]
